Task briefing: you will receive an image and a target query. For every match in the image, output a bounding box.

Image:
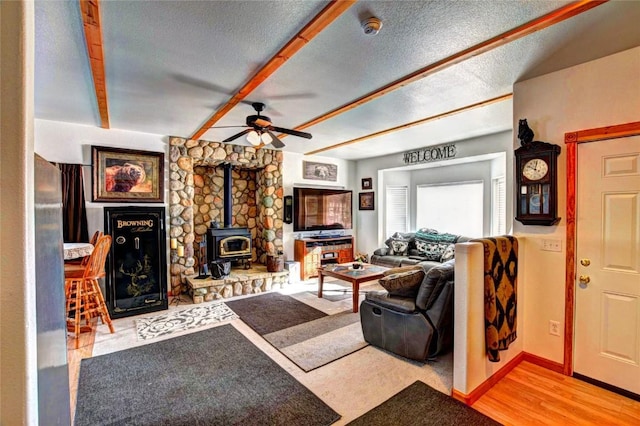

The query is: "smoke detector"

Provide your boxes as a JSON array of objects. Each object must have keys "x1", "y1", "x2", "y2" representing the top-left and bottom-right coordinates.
[{"x1": 361, "y1": 17, "x2": 382, "y2": 35}]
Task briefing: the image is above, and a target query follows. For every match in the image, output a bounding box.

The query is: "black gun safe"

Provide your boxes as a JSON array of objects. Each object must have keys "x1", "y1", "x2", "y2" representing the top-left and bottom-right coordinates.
[{"x1": 104, "y1": 206, "x2": 168, "y2": 318}]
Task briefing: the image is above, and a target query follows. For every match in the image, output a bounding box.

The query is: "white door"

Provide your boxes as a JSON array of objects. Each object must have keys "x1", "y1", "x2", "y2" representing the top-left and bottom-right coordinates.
[{"x1": 574, "y1": 135, "x2": 640, "y2": 394}]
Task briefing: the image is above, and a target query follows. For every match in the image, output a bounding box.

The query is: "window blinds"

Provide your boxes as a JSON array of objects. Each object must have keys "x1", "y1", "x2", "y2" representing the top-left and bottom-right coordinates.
[{"x1": 385, "y1": 185, "x2": 408, "y2": 237}]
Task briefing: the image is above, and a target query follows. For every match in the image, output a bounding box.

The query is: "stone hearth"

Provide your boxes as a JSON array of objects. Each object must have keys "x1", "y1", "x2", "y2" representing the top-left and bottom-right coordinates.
[
  {"x1": 184, "y1": 266, "x2": 289, "y2": 304},
  {"x1": 169, "y1": 137, "x2": 284, "y2": 296}
]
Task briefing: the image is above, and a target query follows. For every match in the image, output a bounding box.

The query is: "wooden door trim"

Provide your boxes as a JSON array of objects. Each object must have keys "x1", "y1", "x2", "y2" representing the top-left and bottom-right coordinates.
[{"x1": 563, "y1": 121, "x2": 640, "y2": 376}]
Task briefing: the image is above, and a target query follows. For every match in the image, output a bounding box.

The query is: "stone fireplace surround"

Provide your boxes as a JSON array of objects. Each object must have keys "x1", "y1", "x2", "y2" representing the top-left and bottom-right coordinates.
[{"x1": 169, "y1": 136, "x2": 284, "y2": 297}]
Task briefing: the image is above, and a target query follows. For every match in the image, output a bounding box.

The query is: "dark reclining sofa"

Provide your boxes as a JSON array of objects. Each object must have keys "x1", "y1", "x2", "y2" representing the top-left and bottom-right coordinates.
[
  {"x1": 361, "y1": 229, "x2": 473, "y2": 361},
  {"x1": 360, "y1": 258, "x2": 456, "y2": 361},
  {"x1": 370, "y1": 228, "x2": 471, "y2": 269}
]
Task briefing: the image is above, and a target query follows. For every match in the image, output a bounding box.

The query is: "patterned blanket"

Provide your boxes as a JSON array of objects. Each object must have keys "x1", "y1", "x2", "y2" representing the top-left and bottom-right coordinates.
[{"x1": 471, "y1": 236, "x2": 518, "y2": 362}]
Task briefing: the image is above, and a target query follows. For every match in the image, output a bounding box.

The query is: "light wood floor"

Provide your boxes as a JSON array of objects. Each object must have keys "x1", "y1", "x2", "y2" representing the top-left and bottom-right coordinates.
[
  {"x1": 68, "y1": 326, "x2": 640, "y2": 425},
  {"x1": 473, "y1": 361, "x2": 640, "y2": 425}
]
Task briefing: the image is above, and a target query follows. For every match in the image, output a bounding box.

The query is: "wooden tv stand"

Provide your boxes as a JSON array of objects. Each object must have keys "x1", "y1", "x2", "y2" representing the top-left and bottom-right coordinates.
[{"x1": 294, "y1": 236, "x2": 354, "y2": 281}]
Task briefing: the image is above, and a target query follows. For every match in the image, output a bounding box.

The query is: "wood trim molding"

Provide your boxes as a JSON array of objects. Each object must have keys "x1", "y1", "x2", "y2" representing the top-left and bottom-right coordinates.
[
  {"x1": 190, "y1": 0, "x2": 355, "y2": 141},
  {"x1": 290, "y1": 0, "x2": 606, "y2": 139},
  {"x1": 564, "y1": 140, "x2": 577, "y2": 376},
  {"x1": 563, "y1": 121, "x2": 640, "y2": 376},
  {"x1": 305, "y1": 94, "x2": 512, "y2": 156},
  {"x1": 80, "y1": 0, "x2": 110, "y2": 129},
  {"x1": 522, "y1": 352, "x2": 565, "y2": 374},
  {"x1": 451, "y1": 352, "x2": 564, "y2": 405},
  {"x1": 451, "y1": 352, "x2": 525, "y2": 405}
]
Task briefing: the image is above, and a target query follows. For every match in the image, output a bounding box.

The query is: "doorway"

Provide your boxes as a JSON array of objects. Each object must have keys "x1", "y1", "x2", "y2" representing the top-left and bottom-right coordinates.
[{"x1": 564, "y1": 121, "x2": 640, "y2": 395}]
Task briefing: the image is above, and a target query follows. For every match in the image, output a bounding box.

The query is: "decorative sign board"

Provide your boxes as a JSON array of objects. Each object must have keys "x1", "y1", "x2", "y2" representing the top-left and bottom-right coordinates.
[{"x1": 402, "y1": 143, "x2": 457, "y2": 165}]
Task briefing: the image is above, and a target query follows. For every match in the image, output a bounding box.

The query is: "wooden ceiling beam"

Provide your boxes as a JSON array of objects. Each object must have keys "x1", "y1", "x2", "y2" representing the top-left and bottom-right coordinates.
[
  {"x1": 305, "y1": 94, "x2": 513, "y2": 156},
  {"x1": 190, "y1": 0, "x2": 356, "y2": 141},
  {"x1": 292, "y1": 0, "x2": 607, "y2": 140},
  {"x1": 80, "y1": 0, "x2": 110, "y2": 129}
]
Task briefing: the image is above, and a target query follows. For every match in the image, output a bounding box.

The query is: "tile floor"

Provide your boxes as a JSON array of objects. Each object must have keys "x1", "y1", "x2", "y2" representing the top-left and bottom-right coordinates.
[{"x1": 90, "y1": 278, "x2": 453, "y2": 425}]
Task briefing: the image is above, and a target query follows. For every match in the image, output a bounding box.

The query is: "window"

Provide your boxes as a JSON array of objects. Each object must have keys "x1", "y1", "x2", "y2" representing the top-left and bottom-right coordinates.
[
  {"x1": 416, "y1": 181, "x2": 483, "y2": 237},
  {"x1": 385, "y1": 186, "x2": 408, "y2": 237},
  {"x1": 492, "y1": 176, "x2": 506, "y2": 235}
]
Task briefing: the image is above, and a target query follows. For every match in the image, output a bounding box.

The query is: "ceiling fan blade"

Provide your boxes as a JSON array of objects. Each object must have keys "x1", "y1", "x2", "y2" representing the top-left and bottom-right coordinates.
[
  {"x1": 271, "y1": 126, "x2": 312, "y2": 139},
  {"x1": 223, "y1": 128, "x2": 252, "y2": 142},
  {"x1": 265, "y1": 130, "x2": 285, "y2": 149}
]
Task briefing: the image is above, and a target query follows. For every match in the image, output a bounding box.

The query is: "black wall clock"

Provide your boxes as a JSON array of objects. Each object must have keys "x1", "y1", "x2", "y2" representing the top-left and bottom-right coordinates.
[{"x1": 515, "y1": 140, "x2": 561, "y2": 226}]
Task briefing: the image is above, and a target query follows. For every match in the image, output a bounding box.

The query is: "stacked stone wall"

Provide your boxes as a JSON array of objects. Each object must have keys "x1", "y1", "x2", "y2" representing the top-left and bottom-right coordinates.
[{"x1": 169, "y1": 137, "x2": 283, "y2": 296}]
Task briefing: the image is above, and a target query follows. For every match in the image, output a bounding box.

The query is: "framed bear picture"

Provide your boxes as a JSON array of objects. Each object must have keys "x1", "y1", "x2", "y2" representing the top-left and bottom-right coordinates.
[{"x1": 92, "y1": 146, "x2": 164, "y2": 202}]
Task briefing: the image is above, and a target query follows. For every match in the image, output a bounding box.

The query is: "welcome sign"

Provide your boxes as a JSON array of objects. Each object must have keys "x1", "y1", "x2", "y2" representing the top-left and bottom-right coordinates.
[{"x1": 403, "y1": 143, "x2": 457, "y2": 165}]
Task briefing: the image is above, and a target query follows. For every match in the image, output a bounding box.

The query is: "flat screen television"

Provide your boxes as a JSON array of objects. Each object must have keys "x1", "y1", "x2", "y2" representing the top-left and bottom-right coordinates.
[{"x1": 293, "y1": 187, "x2": 352, "y2": 232}]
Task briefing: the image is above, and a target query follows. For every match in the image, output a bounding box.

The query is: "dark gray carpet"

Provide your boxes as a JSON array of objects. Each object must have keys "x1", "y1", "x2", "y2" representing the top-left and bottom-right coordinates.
[
  {"x1": 346, "y1": 381, "x2": 501, "y2": 426},
  {"x1": 225, "y1": 292, "x2": 327, "y2": 335},
  {"x1": 226, "y1": 293, "x2": 369, "y2": 372},
  {"x1": 75, "y1": 324, "x2": 340, "y2": 426}
]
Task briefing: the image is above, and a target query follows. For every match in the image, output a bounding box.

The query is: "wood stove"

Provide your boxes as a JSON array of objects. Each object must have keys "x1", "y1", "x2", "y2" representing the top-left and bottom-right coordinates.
[
  {"x1": 205, "y1": 163, "x2": 253, "y2": 271},
  {"x1": 207, "y1": 227, "x2": 252, "y2": 264}
]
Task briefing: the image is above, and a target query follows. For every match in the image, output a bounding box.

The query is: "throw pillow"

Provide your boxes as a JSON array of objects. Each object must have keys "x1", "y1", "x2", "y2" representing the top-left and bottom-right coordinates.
[
  {"x1": 385, "y1": 232, "x2": 412, "y2": 255},
  {"x1": 383, "y1": 264, "x2": 423, "y2": 276},
  {"x1": 389, "y1": 239, "x2": 410, "y2": 256},
  {"x1": 378, "y1": 269, "x2": 425, "y2": 298},
  {"x1": 415, "y1": 240, "x2": 450, "y2": 261},
  {"x1": 440, "y1": 244, "x2": 456, "y2": 262}
]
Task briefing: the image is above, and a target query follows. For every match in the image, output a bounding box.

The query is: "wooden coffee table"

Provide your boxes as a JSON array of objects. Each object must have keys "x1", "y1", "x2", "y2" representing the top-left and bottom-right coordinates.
[{"x1": 318, "y1": 263, "x2": 389, "y2": 313}]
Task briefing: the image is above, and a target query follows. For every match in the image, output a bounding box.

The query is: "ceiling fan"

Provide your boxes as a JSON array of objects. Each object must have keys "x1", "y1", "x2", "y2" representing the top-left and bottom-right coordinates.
[{"x1": 219, "y1": 102, "x2": 312, "y2": 148}]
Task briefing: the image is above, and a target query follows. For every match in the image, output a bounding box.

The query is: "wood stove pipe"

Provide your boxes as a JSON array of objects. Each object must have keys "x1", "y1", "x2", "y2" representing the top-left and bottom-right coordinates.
[{"x1": 223, "y1": 163, "x2": 232, "y2": 228}]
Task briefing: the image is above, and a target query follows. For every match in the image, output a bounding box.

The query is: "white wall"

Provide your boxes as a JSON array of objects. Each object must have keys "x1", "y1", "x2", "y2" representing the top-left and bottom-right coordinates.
[
  {"x1": 454, "y1": 241, "x2": 525, "y2": 395},
  {"x1": 356, "y1": 131, "x2": 513, "y2": 256},
  {"x1": 34, "y1": 119, "x2": 168, "y2": 234},
  {"x1": 0, "y1": 1, "x2": 38, "y2": 423},
  {"x1": 33, "y1": 120, "x2": 359, "y2": 264},
  {"x1": 513, "y1": 46, "x2": 640, "y2": 363},
  {"x1": 281, "y1": 152, "x2": 355, "y2": 261}
]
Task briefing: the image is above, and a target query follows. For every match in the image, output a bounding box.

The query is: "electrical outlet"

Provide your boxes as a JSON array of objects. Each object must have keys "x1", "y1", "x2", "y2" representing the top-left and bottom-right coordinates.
[
  {"x1": 542, "y1": 239, "x2": 562, "y2": 252},
  {"x1": 549, "y1": 320, "x2": 560, "y2": 336}
]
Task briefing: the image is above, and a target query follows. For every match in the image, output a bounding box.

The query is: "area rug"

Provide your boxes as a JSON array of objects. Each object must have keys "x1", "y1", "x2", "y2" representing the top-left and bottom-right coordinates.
[
  {"x1": 346, "y1": 381, "x2": 500, "y2": 426},
  {"x1": 226, "y1": 292, "x2": 369, "y2": 372},
  {"x1": 135, "y1": 302, "x2": 238, "y2": 340},
  {"x1": 306, "y1": 290, "x2": 351, "y2": 302},
  {"x1": 75, "y1": 324, "x2": 340, "y2": 426}
]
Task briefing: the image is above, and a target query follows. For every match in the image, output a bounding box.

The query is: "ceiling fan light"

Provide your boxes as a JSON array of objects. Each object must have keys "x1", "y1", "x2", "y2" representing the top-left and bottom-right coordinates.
[
  {"x1": 246, "y1": 130, "x2": 261, "y2": 146},
  {"x1": 261, "y1": 132, "x2": 272, "y2": 144}
]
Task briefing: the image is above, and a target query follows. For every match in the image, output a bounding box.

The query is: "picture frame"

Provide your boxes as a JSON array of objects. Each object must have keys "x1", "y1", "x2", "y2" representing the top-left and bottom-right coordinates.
[
  {"x1": 92, "y1": 146, "x2": 164, "y2": 203},
  {"x1": 361, "y1": 177, "x2": 372, "y2": 190},
  {"x1": 302, "y1": 161, "x2": 337, "y2": 182},
  {"x1": 359, "y1": 192, "x2": 375, "y2": 210}
]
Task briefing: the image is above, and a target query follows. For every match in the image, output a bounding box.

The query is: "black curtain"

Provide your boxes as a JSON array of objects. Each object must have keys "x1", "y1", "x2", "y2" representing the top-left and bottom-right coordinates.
[{"x1": 56, "y1": 163, "x2": 89, "y2": 243}]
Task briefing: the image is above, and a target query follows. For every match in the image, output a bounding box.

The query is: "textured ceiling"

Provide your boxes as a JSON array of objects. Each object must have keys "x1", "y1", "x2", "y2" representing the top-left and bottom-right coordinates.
[{"x1": 34, "y1": 1, "x2": 640, "y2": 160}]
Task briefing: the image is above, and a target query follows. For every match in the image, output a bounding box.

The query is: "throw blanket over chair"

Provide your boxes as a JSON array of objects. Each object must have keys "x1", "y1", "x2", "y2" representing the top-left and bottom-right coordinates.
[{"x1": 470, "y1": 236, "x2": 518, "y2": 362}]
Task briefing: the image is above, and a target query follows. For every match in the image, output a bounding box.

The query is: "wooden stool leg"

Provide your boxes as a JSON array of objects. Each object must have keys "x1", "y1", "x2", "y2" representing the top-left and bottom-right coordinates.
[
  {"x1": 84, "y1": 278, "x2": 114, "y2": 334},
  {"x1": 72, "y1": 279, "x2": 82, "y2": 349}
]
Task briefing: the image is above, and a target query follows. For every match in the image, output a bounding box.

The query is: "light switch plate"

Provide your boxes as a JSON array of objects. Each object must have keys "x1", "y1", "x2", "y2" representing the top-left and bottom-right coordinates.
[{"x1": 542, "y1": 239, "x2": 562, "y2": 252}]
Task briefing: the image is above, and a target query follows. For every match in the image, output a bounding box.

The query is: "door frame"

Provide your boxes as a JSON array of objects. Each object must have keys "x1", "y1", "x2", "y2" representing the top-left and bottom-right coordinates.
[{"x1": 563, "y1": 121, "x2": 640, "y2": 375}]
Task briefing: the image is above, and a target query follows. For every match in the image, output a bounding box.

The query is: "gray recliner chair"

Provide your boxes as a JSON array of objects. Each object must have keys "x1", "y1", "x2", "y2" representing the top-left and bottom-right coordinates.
[{"x1": 359, "y1": 260, "x2": 455, "y2": 361}]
